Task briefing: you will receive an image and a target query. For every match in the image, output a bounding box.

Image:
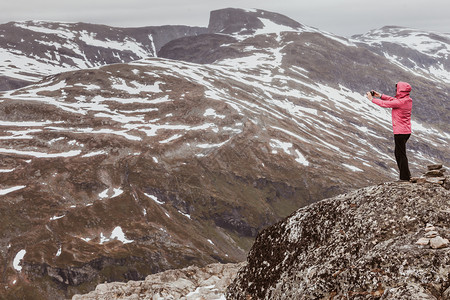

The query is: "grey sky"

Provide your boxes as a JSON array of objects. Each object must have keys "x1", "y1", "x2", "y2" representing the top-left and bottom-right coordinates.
[{"x1": 1, "y1": 0, "x2": 449, "y2": 37}]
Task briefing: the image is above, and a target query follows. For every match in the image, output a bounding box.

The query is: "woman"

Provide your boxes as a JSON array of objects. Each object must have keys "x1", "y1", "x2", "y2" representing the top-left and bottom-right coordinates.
[{"x1": 366, "y1": 82, "x2": 413, "y2": 181}]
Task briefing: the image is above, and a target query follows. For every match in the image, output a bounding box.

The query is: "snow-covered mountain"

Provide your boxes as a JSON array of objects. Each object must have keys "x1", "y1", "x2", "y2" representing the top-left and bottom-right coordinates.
[
  {"x1": 0, "y1": 8, "x2": 448, "y2": 299},
  {"x1": 0, "y1": 21, "x2": 207, "y2": 90},
  {"x1": 353, "y1": 26, "x2": 450, "y2": 84}
]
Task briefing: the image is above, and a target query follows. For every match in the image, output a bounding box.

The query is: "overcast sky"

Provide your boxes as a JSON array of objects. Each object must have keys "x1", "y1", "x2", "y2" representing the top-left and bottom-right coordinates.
[{"x1": 1, "y1": 0, "x2": 448, "y2": 37}]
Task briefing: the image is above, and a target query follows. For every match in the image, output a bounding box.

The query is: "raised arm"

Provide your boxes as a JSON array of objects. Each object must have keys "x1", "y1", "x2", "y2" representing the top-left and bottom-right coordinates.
[
  {"x1": 372, "y1": 97, "x2": 403, "y2": 108},
  {"x1": 380, "y1": 94, "x2": 396, "y2": 101}
]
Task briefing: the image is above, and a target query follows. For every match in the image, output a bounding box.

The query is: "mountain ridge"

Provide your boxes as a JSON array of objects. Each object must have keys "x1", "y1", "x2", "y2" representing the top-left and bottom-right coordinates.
[{"x1": 0, "y1": 20, "x2": 208, "y2": 90}]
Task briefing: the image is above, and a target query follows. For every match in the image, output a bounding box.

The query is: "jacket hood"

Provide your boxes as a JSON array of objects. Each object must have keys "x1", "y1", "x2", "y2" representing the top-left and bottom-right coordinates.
[{"x1": 396, "y1": 82, "x2": 412, "y2": 98}]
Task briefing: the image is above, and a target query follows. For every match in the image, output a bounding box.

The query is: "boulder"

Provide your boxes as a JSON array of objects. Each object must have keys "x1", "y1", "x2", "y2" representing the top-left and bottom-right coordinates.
[
  {"x1": 424, "y1": 225, "x2": 436, "y2": 232},
  {"x1": 227, "y1": 182, "x2": 450, "y2": 299},
  {"x1": 425, "y1": 170, "x2": 445, "y2": 177},
  {"x1": 427, "y1": 164, "x2": 443, "y2": 170},
  {"x1": 424, "y1": 230, "x2": 438, "y2": 238},
  {"x1": 415, "y1": 237, "x2": 430, "y2": 245},
  {"x1": 430, "y1": 236, "x2": 449, "y2": 249},
  {"x1": 426, "y1": 177, "x2": 445, "y2": 184}
]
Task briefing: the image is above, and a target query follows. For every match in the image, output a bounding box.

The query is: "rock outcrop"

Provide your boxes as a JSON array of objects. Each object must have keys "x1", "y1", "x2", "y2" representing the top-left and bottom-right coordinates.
[
  {"x1": 73, "y1": 262, "x2": 244, "y2": 300},
  {"x1": 207, "y1": 8, "x2": 303, "y2": 35},
  {"x1": 227, "y1": 179, "x2": 450, "y2": 299}
]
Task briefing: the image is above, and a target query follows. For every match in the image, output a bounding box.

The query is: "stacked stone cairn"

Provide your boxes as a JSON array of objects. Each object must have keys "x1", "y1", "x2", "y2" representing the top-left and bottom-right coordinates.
[
  {"x1": 410, "y1": 164, "x2": 447, "y2": 186},
  {"x1": 411, "y1": 164, "x2": 449, "y2": 249},
  {"x1": 415, "y1": 223, "x2": 449, "y2": 249}
]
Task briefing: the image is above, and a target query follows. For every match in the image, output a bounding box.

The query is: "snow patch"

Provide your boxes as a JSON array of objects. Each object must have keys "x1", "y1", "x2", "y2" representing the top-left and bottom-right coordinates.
[
  {"x1": 144, "y1": 193, "x2": 165, "y2": 205},
  {"x1": 0, "y1": 120, "x2": 53, "y2": 127},
  {"x1": 294, "y1": 149, "x2": 309, "y2": 166},
  {"x1": 0, "y1": 185, "x2": 26, "y2": 196},
  {"x1": 50, "y1": 214, "x2": 65, "y2": 221},
  {"x1": 82, "y1": 150, "x2": 107, "y2": 157},
  {"x1": 48, "y1": 137, "x2": 65, "y2": 144},
  {"x1": 343, "y1": 163, "x2": 363, "y2": 172},
  {"x1": 270, "y1": 139, "x2": 293, "y2": 155},
  {"x1": 178, "y1": 211, "x2": 191, "y2": 219},
  {"x1": 100, "y1": 226, "x2": 134, "y2": 244},
  {"x1": 204, "y1": 108, "x2": 226, "y2": 119},
  {"x1": 159, "y1": 134, "x2": 183, "y2": 144},
  {"x1": 99, "y1": 188, "x2": 123, "y2": 199},
  {"x1": 0, "y1": 148, "x2": 81, "y2": 158},
  {"x1": 254, "y1": 18, "x2": 299, "y2": 35},
  {"x1": 13, "y1": 249, "x2": 26, "y2": 272},
  {"x1": 197, "y1": 139, "x2": 231, "y2": 149}
]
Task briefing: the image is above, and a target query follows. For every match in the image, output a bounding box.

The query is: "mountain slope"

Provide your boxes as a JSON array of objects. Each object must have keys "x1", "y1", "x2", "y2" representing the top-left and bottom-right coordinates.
[
  {"x1": 352, "y1": 26, "x2": 450, "y2": 85},
  {"x1": 0, "y1": 8, "x2": 449, "y2": 299}
]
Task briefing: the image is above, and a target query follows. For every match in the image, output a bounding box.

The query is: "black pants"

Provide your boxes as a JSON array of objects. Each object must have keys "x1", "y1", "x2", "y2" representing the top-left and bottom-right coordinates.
[{"x1": 394, "y1": 134, "x2": 411, "y2": 180}]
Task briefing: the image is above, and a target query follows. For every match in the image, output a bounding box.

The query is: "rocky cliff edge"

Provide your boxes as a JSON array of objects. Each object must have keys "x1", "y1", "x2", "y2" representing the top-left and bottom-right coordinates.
[{"x1": 228, "y1": 175, "x2": 450, "y2": 299}]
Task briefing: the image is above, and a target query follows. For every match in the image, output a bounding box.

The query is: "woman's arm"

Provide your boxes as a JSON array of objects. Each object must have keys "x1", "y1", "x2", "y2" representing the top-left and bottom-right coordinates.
[
  {"x1": 366, "y1": 91, "x2": 402, "y2": 108},
  {"x1": 372, "y1": 97, "x2": 403, "y2": 108},
  {"x1": 380, "y1": 94, "x2": 395, "y2": 101}
]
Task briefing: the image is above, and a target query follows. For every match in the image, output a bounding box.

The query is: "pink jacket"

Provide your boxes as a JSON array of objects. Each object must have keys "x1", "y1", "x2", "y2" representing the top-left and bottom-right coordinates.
[{"x1": 372, "y1": 82, "x2": 412, "y2": 134}]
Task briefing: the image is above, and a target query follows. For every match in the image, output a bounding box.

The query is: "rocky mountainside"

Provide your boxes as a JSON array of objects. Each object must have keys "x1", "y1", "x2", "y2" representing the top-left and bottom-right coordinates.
[
  {"x1": 73, "y1": 262, "x2": 244, "y2": 300},
  {"x1": 228, "y1": 178, "x2": 450, "y2": 299},
  {"x1": 0, "y1": 21, "x2": 207, "y2": 90},
  {"x1": 0, "y1": 8, "x2": 449, "y2": 299}
]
